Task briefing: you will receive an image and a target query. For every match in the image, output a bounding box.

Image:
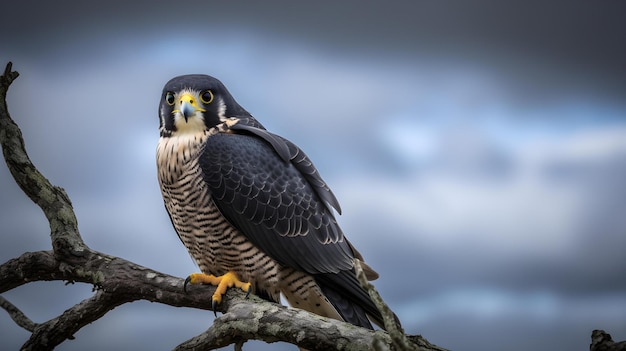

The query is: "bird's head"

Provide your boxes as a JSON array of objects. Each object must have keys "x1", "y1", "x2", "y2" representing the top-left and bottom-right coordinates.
[{"x1": 158, "y1": 74, "x2": 249, "y2": 137}]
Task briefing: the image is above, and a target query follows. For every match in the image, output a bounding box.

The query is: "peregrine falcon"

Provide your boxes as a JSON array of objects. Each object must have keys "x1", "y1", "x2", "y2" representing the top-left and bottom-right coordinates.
[{"x1": 156, "y1": 74, "x2": 385, "y2": 329}]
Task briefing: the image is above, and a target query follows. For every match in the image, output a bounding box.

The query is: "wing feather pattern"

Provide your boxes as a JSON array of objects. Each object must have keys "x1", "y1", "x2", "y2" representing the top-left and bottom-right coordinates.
[
  {"x1": 199, "y1": 123, "x2": 385, "y2": 329},
  {"x1": 199, "y1": 129, "x2": 352, "y2": 274}
]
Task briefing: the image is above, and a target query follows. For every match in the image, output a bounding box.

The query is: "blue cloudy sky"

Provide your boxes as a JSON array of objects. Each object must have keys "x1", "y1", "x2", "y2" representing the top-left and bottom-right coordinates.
[{"x1": 1, "y1": 1, "x2": 625, "y2": 350}]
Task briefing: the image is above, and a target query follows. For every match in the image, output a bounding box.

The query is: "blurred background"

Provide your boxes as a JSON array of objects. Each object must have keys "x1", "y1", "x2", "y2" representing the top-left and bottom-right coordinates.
[{"x1": 1, "y1": 1, "x2": 625, "y2": 350}]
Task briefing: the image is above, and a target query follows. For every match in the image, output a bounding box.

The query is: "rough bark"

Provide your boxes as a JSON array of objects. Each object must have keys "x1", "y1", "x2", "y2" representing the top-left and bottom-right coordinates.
[
  {"x1": 590, "y1": 330, "x2": 626, "y2": 351},
  {"x1": 0, "y1": 62, "x2": 446, "y2": 351}
]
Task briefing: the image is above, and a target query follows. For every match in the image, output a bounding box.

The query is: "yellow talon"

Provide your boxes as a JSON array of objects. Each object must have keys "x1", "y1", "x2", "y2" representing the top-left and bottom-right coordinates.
[{"x1": 184, "y1": 271, "x2": 252, "y2": 313}]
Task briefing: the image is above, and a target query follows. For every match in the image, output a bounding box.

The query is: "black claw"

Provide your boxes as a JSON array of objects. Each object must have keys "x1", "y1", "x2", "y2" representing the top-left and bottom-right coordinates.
[
  {"x1": 183, "y1": 276, "x2": 192, "y2": 293},
  {"x1": 245, "y1": 285, "x2": 252, "y2": 299},
  {"x1": 212, "y1": 300, "x2": 218, "y2": 317}
]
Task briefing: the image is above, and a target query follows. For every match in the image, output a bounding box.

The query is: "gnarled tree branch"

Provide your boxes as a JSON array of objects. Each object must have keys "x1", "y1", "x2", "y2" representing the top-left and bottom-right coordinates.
[
  {"x1": 0, "y1": 63, "x2": 85, "y2": 259},
  {"x1": 0, "y1": 62, "x2": 445, "y2": 351},
  {"x1": 0, "y1": 295, "x2": 37, "y2": 332}
]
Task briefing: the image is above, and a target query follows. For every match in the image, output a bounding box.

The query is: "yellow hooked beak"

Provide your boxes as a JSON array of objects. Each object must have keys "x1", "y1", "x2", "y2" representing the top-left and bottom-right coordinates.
[{"x1": 176, "y1": 93, "x2": 206, "y2": 122}]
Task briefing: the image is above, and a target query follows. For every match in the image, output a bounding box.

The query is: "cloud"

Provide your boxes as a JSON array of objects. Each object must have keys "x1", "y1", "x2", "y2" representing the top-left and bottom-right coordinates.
[{"x1": 334, "y1": 118, "x2": 626, "y2": 298}]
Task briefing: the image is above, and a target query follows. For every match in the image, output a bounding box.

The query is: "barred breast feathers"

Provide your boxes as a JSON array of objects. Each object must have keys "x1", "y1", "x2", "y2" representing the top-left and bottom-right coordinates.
[
  {"x1": 156, "y1": 118, "x2": 238, "y2": 184},
  {"x1": 156, "y1": 122, "x2": 284, "y2": 302},
  {"x1": 157, "y1": 131, "x2": 207, "y2": 185}
]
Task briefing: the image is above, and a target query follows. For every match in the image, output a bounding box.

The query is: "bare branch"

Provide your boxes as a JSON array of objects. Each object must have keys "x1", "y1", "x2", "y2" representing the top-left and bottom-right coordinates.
[
  {"x1": 0, "y1": 250, "x2": 218, "y2": 349},
  {"x1": 0, "y1": 251, "x2": 60, "y2": 293},
  {"x1": 0, "y1": 250, "x2": 217, "y2": 312},
  {"x1": 22, "y1": 290, "x2": 123, "y2": 351},
  {"x1": 175, "y1": 265, "x2": 448, "y2": 351},
  {"x1": 0, "y1": 249, "x2": 446, "y2": 351},
  {"x1": 0, "y1": 295, "x2": 38, "y2": 332},
  {"x1": 355, "y1": 260, "x2": 439, "y2": 351},
  {"x1": 591, "y1": 330, "x2": 626, "y2": 351},
  {"x1": 175, "y1": 291, "x2": 392, "y2": 351},
  {"x1": 0, "y1": 62, "x2": 86, "y2": 258}
]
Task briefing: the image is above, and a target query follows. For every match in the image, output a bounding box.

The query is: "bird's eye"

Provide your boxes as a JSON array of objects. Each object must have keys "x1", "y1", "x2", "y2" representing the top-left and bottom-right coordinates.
[
  {"x1": 200, "y1": 90, "x2": 214, "y2": 104},
  {"x1": 165, "y1": 92, "x2": 175, "y2": 106}
]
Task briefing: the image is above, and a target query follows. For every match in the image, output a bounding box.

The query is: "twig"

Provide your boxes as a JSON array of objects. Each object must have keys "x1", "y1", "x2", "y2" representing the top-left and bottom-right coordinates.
[
  {"x1": 21, "y1": 290, "x2": 125, "y2": 350},
  {"x1": 0, "y1": 295, "x2": 38, "y2": 332},
  {"x1": 354, "y1": 260, "x2": 447, "y2": 351}
]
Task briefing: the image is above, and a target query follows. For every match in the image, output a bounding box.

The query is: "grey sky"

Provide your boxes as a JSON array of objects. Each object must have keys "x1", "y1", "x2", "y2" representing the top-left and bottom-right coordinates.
[{"x1": 1, "y1": 1, "x2": 626, "y2": 350}]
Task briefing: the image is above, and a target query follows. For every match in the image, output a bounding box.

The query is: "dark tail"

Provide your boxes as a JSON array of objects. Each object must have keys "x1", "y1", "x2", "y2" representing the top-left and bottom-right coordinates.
[{"x1": 315, "y1": 269, "x2": 391, "y2": 329}]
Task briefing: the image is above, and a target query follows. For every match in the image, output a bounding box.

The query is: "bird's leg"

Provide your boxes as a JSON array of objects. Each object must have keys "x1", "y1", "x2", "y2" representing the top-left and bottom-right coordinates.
[{"x1": 184, "y1": 271, "x2": 252, "y2": 314}]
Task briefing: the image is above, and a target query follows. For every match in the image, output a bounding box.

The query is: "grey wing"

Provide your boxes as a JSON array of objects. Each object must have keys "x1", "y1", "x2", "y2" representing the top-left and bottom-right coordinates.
[
  {"x1": 198, "y1": 130, "x2": 353, "y2": 274},
  {"x1": 199, "y1": 127, "x2": 386, "y2": 329}
]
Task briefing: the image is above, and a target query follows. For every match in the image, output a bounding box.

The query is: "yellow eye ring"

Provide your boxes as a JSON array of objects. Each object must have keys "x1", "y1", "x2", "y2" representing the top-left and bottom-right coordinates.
[
  {"x1": 165, "y1": 92, "x2": 175, "y2": 106},
  {"x1": 200, "y1": 90, "x2": 214, "y2": 104}
]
